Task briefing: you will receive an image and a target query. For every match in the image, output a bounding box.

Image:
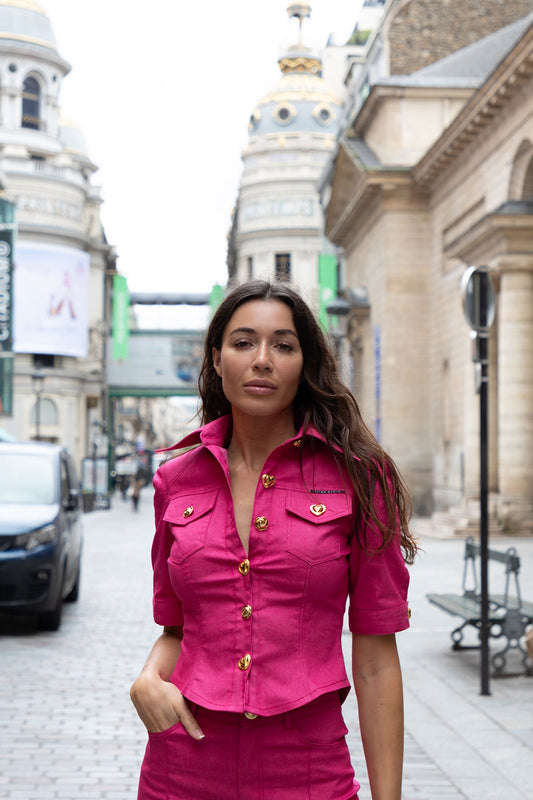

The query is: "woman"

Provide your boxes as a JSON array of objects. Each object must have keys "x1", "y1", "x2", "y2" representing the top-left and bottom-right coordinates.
[{"x1": 131, "y1": 281, "x2": 417, "y2": 800}]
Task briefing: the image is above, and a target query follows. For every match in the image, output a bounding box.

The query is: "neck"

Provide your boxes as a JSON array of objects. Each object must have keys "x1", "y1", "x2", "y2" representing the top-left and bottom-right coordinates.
[{"x1": 227, "y1": 410, "x2": 297, "y2": 471}]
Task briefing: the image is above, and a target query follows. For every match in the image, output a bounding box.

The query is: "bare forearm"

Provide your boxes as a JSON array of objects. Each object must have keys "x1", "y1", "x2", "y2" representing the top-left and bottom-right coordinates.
[
  {"x1": 137, "y1": 626, "x2": 182, "y2": 680},
  {"x1": 352, "y1": 634, "x2": 404, "y2": 800}
]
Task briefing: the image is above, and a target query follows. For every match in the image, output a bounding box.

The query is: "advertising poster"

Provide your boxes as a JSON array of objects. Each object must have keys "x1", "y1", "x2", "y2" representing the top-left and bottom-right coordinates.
[
  {"x1": 107, "y1": 332, "x2": 204, "y2": 395},
  {"x1": 13, "y1": 242, "x2": 90, "y2": 357}
]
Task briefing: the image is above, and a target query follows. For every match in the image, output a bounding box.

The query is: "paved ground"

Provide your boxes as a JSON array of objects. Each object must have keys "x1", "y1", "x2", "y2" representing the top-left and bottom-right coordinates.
[{"x1": 1, "y1": 488, "x2": 532, "y2": 799}]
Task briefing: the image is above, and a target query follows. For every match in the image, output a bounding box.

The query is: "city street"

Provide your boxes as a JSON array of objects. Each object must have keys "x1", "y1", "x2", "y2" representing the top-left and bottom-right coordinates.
[{"x1": 1, "y1": 488, "x2": 532, "y2": 800}]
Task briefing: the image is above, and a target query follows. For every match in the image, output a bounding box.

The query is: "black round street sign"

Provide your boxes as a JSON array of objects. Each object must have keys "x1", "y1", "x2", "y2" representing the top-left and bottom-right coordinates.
[{"x1": 461, "y1": 266, "x2": 496, "y2": 332}]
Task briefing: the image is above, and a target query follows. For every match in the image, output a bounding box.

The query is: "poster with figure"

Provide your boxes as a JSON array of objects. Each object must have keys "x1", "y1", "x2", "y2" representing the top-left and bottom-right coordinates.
[{"x1": 13, "y1": 242, "x2": 90, "y2": 357}]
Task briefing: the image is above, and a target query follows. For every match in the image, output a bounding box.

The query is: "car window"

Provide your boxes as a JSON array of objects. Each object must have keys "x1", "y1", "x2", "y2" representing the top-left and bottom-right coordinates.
[{"x1": 0, "y1": 453, "x2": 56, "y2": 505}]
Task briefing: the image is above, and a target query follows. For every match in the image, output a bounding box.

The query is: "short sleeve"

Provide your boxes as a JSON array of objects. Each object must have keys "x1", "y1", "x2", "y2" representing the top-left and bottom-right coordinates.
[
  {"x1": 151, "y1": 467, "x2": 184, "y2": 627},
  {"x1": 348, "y1": 474, "x2": 410, "y2": 635}
]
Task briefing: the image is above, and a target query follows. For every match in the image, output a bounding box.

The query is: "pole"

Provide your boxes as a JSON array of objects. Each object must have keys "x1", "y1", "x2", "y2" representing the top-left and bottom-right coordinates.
[
  {"x1": 35, "y1": 388, "x2": 41, "y2": 440},
  {"x1": 479, "y1": 331, "x2": 490, "y2": 696}
]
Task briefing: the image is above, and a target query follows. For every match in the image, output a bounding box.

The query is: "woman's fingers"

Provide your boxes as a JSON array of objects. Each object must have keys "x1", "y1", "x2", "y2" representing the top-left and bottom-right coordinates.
[
  {"x1": 130, "y1": 675, "x2": 204, "y2": 738},
  {"x1": 175, "y1": 699, "x2": 205, "y2": 740}
]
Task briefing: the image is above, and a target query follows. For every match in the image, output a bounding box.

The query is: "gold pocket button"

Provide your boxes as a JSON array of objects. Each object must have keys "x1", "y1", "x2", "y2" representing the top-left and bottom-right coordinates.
[
  {"x1": 261, "y1": 474, "x2": 275, "y2": 488},
  {"x1": 238, "y1": 559, "x2": 250, "y2": 576},
  {"x1": 183, "y1": 506, "x2": 193, "y2": 518},
  {"x1": 241, "y1": 604, "x2": 252, "y2": 620},
  {"x1": 310, "y1": 503, "x2": 326, "y2": 516},
  {"x1": 254, "y1": 516, "x2": 269, "y2": 531},
  {"x1": 238, "y1": 654, "x2": 251, "y2": 670},
  {"x1": 244, "y1": 712, "x2": 258, "y2": 720}
]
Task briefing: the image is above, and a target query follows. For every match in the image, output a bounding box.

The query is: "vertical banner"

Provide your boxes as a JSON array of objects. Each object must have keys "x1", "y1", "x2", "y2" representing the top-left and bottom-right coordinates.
[
  {"x1": 0, "y1": 199, "x2": 16, "y2": 415},
  {"x1": 209, "y1": 284, "x2": 224, "y2": 319},
  {"x1": 318, "y1": 254, "x2": 338, "y2": 330},
  {"x1": 112, "y1": 274, "x2": 130, "y2": 361}
]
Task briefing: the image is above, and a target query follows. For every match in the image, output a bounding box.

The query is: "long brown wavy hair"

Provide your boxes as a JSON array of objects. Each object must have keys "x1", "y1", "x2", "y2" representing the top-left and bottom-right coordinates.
[{"x1": 198, "y1": 280, "x2": 417, "y2": 564}]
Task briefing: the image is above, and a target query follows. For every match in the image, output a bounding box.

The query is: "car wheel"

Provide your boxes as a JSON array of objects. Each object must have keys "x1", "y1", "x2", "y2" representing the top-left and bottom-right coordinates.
[{"x1": 65, "y1": 561, "x2": 81, "y2": 603}]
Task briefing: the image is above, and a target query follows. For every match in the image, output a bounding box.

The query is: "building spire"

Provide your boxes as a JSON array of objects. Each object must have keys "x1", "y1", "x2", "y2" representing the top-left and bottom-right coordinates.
[
  {"x1": 287, "y1": 2, "x2": 311, "y2": 49},
  {"x1": 280, "y1": 2, "x2": 321, "y2": 76}
]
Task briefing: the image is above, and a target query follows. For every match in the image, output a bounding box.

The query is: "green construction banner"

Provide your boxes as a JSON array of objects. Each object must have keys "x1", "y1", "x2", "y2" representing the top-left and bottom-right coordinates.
[
  {"x1": 318, "y1": 254, "x2": 338, "y2": 330},
  {"x1": 209, "y1": 284, "x2": 224, "y2": 319},
  {"x1": 112, "y1": 274, "x2": 130, "y2": 361},
  {"x1": 0, "y1": 198, "x2": 16, "y2": 415}
]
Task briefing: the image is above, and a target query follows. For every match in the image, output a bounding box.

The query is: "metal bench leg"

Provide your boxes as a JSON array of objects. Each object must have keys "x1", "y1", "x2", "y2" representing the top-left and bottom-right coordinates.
[
  {"x1": 451, "y1": 620, "x2": 474, "y2": 650},
  {"x1": 491, "y1": 610, "x2": 532, "y2": 676}
]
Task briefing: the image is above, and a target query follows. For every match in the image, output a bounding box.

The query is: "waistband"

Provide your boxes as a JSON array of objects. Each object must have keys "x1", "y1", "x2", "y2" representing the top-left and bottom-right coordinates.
[{"x1": 187, "y1": 690, "x2": 342, "y2": 728}]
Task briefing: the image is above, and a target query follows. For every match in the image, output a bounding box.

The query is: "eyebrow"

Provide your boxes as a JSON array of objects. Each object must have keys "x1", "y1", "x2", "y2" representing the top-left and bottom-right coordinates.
[{"x1": 228, "y1": 327, "x2": 299, "y2": 338}]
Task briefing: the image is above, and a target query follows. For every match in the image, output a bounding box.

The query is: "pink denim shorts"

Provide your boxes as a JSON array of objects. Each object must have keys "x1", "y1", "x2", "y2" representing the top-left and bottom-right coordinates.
[{"x1": 137, "y1": 691, "x2": 360, "y2": 800}]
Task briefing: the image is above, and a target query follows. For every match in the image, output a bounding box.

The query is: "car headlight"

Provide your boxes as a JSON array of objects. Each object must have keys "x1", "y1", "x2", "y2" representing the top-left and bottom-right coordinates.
[{"x1": 15, "y1": 524, "x2": 57, "y2": 551}]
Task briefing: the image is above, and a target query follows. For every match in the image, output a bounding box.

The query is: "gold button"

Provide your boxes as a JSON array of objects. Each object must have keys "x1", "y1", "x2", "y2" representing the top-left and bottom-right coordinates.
[
  {"x1": 238, "y1": 559, "x2": 250, "y2": 576},
  {"x1": 183, "y1": 506, "x2": 193, "y2": 518},
  {"x1": 254, "y1": 516, "x2": 269, "y2": 531},
  {"x1": 241, "y1": 604, "x2": 252, "y2": 620},
  {"x1": 244, "y1": 712, "x2": 258, "y2": 720},
  {"x1": 293, "y1": 439, "x2": 302, "y2": 447},
  {"x1": 238, "y1": 654, "x2": 251, "y2": 670},
  {"x1": 310, "y1": 503, "x2": 326, "y2": 516},
  {"x1": 261, "y1": 474, "x2": 275, "y2": 488}
]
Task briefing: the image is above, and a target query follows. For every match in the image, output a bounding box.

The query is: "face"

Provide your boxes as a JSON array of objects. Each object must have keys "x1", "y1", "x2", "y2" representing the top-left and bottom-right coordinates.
[{"x1": 212, "y1": 299, "x2": 304, "y2": 422}]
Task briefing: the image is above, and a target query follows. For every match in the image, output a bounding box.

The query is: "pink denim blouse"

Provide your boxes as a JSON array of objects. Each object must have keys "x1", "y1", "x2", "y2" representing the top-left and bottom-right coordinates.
[{"x1": 151, "y1": 415, "x2": 410, "y2": 717}]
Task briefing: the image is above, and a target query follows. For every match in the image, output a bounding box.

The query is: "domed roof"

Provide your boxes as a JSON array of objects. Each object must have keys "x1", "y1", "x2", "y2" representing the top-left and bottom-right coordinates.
[
  {"x1": 0, "y1": 0, "x2": 58, "y2": 55},
  {"x1": 249, "y1": 66, "x2": 342, "y2": 137},
  {"x1": 247, "y1": 4, "x2": 342, "y2": 138}
]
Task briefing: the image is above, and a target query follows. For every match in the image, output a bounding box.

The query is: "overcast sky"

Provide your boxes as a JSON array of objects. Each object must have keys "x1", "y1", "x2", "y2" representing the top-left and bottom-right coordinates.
[{"x1": 42, "y1": 0, "x2": 364, "y2": 303}]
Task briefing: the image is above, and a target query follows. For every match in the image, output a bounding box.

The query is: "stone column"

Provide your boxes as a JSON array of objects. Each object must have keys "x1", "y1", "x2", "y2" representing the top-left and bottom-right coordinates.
[{"x1": 497, "y1": 261, "x2": 533, "y2": 532}]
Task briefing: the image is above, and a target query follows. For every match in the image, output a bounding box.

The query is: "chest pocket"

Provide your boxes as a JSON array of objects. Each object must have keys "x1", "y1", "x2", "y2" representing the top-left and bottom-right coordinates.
[
  {"x1": 163, "y1": 489, "x2": 219, "y2": 563},
  {"x1": 285, "y1": 491, "x2": 352, "y2": 565}
]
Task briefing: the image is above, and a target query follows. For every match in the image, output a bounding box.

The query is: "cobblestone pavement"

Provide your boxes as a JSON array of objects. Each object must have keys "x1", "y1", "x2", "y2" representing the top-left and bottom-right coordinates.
[{"x1": 1, "y1": 489, "x2": 532, "y2": 799}]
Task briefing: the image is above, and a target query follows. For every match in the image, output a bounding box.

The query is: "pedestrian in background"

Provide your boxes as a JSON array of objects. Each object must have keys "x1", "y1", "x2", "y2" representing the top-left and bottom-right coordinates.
[
  {"x1": 130, "y1": 281, "x2": 417, "y2": 800},
  {"x1": 131, "y1": 466, "x2": 146, "y2": 512}
]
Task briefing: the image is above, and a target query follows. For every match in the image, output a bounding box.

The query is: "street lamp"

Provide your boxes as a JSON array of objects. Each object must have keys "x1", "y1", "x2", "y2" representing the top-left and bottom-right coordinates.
[{"x1": 31, "y1": 369, "x2": 45, "y2": 441}]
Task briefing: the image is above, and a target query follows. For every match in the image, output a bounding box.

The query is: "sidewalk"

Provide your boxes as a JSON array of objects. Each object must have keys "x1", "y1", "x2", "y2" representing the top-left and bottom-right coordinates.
[
  {"x1": 343, "y1": 520, "x2": 533, "y2": 800},
  {"x1": 1, "y1": 491, "x2": 531, "y2": 799}
]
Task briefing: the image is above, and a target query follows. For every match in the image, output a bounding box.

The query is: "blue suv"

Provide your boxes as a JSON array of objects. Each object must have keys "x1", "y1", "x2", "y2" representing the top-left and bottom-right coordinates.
[{"x1": 0, "y1": 442, "x2": 83, "y2": 630}]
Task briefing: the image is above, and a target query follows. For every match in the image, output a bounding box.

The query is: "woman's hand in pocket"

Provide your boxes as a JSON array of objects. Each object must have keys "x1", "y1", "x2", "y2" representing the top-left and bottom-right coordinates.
[{"x1": 130, "y1": 672, "x2": 204, "y2": 740}]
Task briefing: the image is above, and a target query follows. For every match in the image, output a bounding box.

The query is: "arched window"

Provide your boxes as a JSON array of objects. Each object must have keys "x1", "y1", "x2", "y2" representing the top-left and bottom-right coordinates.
[
  {"x1": 30, "y1": 398, "x2": 59, "y2": 425},
  {"x1": 22, "y1": 77, "x2": 41, "y2": 129}
]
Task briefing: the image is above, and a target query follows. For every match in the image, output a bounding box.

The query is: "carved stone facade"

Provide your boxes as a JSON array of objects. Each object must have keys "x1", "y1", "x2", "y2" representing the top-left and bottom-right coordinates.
[
  {"x1": 322, "y1": 10, "x2": 533, "y2": 532},
  {"x1": 0, "y1": 1, "x2": 116, "y2": 469}
]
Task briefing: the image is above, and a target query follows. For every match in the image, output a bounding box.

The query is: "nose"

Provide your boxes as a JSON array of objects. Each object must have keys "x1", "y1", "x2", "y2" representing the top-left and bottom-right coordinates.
[{"x1": 252, "y1": 340, "x2": 272, "y2": 371}]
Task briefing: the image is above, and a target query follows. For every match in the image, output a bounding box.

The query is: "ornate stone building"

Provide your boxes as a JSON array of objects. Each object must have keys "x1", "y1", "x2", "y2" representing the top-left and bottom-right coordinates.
[
  {"x1": 0, "y1": 0, "x2": 115, "y2": 469},
  {"x1": 321, "y1": 0, "x2": 533, "y2": 532},
  {"x1": 227, "y1": 3, "x2": 353, "y2": 304}
]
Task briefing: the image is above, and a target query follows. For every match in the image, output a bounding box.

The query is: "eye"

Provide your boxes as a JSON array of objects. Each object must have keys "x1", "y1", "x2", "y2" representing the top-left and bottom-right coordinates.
[
  {"x1": 233, "y1": 339, "x2": 253, "y2": 349},
  {"x1": 275, "y1": 341, "x2": 294, "y2": 352}
]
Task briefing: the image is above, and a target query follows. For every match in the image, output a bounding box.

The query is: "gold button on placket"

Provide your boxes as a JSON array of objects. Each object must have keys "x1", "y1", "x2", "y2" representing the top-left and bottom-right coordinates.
[
  {"x1": 261, "y1": 474, "x2": 275, "y2": 489},
  {"x1": 238, "y1": 559, "x2": 250, "y2": 576},
  {"x1": 254, "y1": 516, "x2": 269, "y2": 531},
  {"x1": 241, "y1": 604, "x2": 252, "y2": 620},
  {"x1": 238, "y1": 654, "x2": 251, "y2": 671}
]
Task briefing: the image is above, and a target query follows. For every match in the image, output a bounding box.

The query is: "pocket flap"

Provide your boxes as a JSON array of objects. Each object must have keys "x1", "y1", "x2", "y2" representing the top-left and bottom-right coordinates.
[
  {"x1": 286, "y1": 491, "x2": 351, "y2": 523},
  {"x1": 163, "y1": 489, "x2": 219, "y2": 526}
]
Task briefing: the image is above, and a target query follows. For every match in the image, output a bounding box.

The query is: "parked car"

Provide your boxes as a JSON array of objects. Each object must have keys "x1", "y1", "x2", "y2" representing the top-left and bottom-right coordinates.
[{"x1": 0, "y1": 442, "x2": 83, "y2": 630}]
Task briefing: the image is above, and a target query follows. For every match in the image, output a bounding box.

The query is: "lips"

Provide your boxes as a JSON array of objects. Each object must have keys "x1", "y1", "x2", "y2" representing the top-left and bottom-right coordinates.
[{"x1": 244, "y1": 379, "x2": 277, "y2": 394}]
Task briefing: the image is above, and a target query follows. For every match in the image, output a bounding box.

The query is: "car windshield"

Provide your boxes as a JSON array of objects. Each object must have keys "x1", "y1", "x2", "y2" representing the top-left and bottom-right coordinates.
[{"x1": 0, "y1": 453, "x2": 56, "y2": 505}]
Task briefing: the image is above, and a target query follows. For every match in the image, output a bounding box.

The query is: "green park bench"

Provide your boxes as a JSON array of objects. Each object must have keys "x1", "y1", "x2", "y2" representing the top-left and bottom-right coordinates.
[{"x1": 427, "y1": 537, "x2": 533, "y2": 675}]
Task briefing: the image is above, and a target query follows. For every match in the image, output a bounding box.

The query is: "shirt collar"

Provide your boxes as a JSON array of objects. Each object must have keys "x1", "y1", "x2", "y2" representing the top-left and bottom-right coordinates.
[{"x1": 156, "y1": 414, "x2": 338, "y2": 454}]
